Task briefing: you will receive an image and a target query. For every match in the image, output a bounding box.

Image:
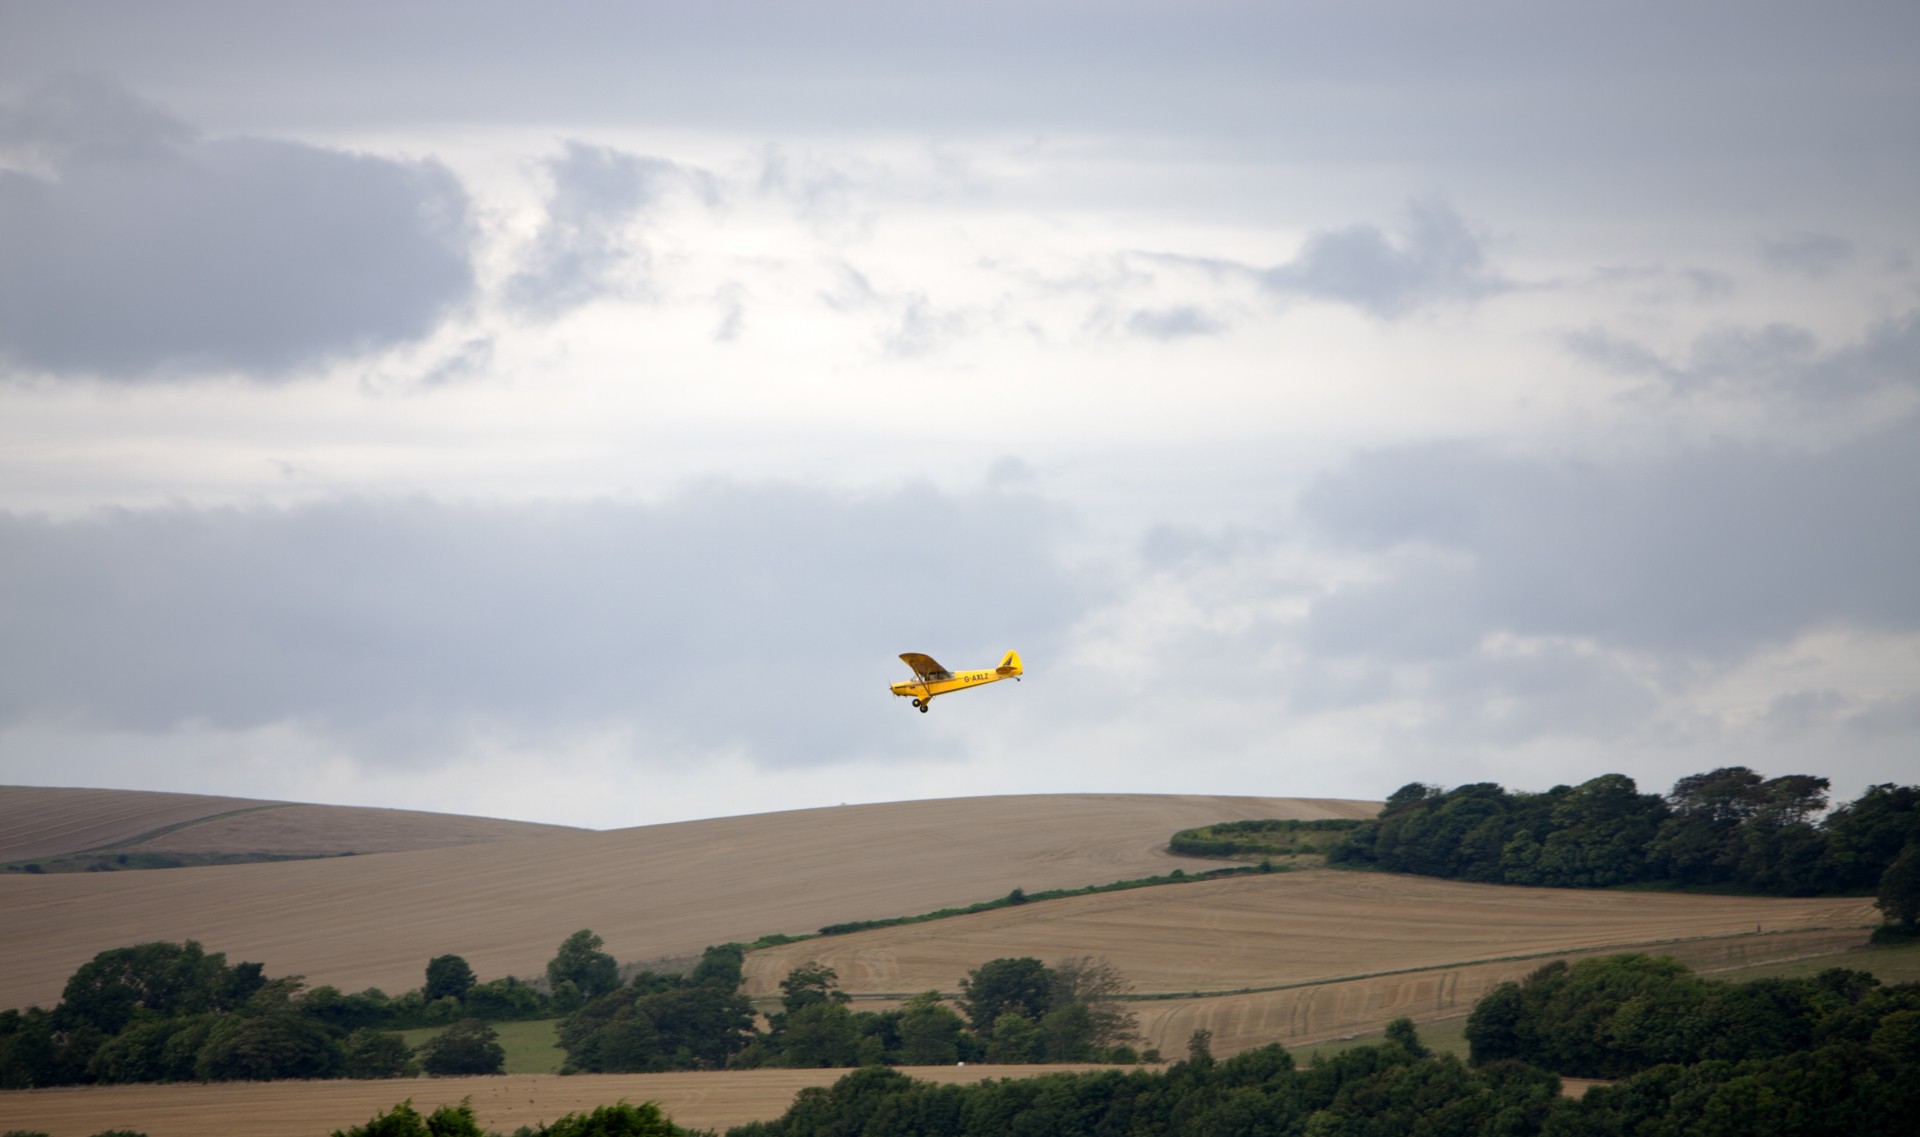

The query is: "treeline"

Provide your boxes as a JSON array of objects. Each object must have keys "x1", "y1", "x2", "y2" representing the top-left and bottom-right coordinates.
[
  {"x1": 0, "y1": 929, "x2": 632, "y2": 1088},
  {"x1": 1329, "y1": 768, "x2": 1920, "y2": 898},
  {"x1": 1169, "y1": 818, "x2": 1363, "y2": 858},
  {"x1": 559, "y1": 954, "x2": 1146, "y2": 1073},
  {"x1": 814, "y1": 868, "x2": 1268, "y2": 938}
]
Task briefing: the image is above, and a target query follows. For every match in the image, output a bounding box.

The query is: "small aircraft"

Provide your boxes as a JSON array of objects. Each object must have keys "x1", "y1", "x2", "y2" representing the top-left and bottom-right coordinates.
[{"x1": 891, "y1": 650, "x2": 1023, "y2": 712}]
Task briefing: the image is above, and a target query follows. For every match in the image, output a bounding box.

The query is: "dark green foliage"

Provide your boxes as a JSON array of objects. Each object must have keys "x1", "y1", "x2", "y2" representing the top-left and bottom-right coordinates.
[
  {"x1": 86, "y1": 1013, "x2": 213, "y2": 1083},
  {"x1": 331, "y1": 1098, "x2": 487, "y2": 1137},
  {"x1": 895, "y1": 993, "x2": 964, "y2": 1066},
  {"x1": 776, "y1": 961, "x2": 848, "y2": 1017},
  {"x1": 1333, "y1": 769, "x2": 1920, "y2": 898},
  {"x1": 549, "y1": 930, "x2": 622, "y2": 1006},
  {"x1": 418, "y1": 1019, "x2": 506, "y2": 1076},
  {"x1": 958, "y1": 957, "x2": 1053, "y2": 1032},
  {"x1": 511, "y1": 1101, "x2": 691, "y2": 1136},
  {"x1": 425, "y1": 955, "x2": 477, "y2": 1003},
  {"x1": 194, "y1": 1011, "x2": 344, "y2": 1080},
  {"x1": 343, "y1": 1028, "x2": 418, "y2": 1078},
  {"x1": 1877, "y1": 842, "x2": 1920, "y2": 928},
  {"x1": 1467, "y1": 951, "x2": 1920, "y2": 1083},
  {"x1": 57, "y1": 940, "x2": 264, "y2": 1035},
  {"x1": 557, "y1": 945, "x2": 755, "y2": 1073},
  {"x1": 1170, "y1": 817, "x2": 1365, "y2": 858}
]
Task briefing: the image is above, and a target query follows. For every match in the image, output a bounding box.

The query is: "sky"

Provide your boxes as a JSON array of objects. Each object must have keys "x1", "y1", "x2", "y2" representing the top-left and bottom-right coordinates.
[{"x1": 0, "y1": 1, "x2": 1915, "y2": 830}]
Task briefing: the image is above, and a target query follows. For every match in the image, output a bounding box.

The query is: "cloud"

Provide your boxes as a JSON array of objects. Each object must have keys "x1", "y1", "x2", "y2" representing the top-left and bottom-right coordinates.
[
  {"x1": 1260, "y1": 199, "x2": 1507, "y2": 318},
  {"x1": 1565, "y1": 310, "x2": 1920, "y2": 403},
  {"x1": 0, "y1": 482, "x2": 1087, "y2": 768},
  {"x1": 1299, "y1": 416, "x2": 1920, "y2": 661},
  {"x1": 1125, "y1": 306, "x2": 1227, "y2": 340},
  {"x1": 0, "y1": 77, "x2": 474, "y2": 381},
  {"x1": 503, "y1": 141, "x2": 683, "y2": 317}
]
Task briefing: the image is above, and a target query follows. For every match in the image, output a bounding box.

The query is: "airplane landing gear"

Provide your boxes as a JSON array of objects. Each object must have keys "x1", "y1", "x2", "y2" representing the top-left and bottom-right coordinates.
[
  {"x1": 919, "y1": 703, "x2": 929, "y2": 713},
  {"x1": 911, "y1": 698, "x2": 923, "y2": 708}
]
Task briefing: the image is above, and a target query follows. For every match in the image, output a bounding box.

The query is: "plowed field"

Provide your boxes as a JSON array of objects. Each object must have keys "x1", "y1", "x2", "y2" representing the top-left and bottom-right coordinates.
[{"x1": 0, "y1": 786, "x2": 275, "y2": 862}]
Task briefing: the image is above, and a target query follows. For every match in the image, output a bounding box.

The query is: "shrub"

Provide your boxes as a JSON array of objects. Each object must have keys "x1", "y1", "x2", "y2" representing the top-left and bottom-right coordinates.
[{"x1": 418, "y1": 1020, "x2": 505, "y2": 1077}]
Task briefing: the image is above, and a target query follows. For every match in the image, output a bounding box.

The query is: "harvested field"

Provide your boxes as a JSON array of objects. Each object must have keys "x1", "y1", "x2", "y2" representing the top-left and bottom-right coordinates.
[
  {"x1": 0, "y1": 1064, "x2": 1105, "y2": 1137},
  {"x1": 742, "y1": 870, "x2": 1877, "y2": 1055},
  {"x1": 0, "y1": 786, "x2": 581, "y2": 867},
  {"x1": 0, "y1": 786, "x2": 275, "y2": 863},
  {"x1": 129, "y1": 803, "x2": 582, "y2": 856},
  {"x1": 0, "y1": 793, "x2": 1375, "y2": 1011}
]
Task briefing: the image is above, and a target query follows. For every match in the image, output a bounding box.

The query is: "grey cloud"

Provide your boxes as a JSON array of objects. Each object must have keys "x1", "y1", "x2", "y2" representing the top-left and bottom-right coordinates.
[
  {"x1": 0, "y1": 78, "x2": 474, "y2": 381},
  {"x1": 503, "y1": 141, "x2": 680, "y2": 318},
  {"x1": 1762, "y1": 231, "x2": 1854, "y2": 277},
  {"x1": 1300, "y1": 415, "x2": 1920, "y2": 660},
  {"x1": 1565, "y1": 311, "x2": 1920, "y2": 403},
  {"x1": 1260, "y1": 200, "x2": 1507, "y2": 318},
  {"x1": 0, "y1": 483, "x2": 1086, "y2": 766},
  {"x1": 1125, "y1": 306, "x2": 1227, "y2": 340}
]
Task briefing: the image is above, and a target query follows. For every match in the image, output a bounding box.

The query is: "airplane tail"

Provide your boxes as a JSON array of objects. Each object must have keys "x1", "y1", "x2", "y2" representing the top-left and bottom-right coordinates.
[{"x1": 996, "y1": 649, "x2": 1023, "y2": 677}]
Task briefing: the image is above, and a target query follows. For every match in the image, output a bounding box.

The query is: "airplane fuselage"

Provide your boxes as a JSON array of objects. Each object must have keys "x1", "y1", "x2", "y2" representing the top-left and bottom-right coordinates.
[
  {"x1": 890, "y1": 667, "x2": 1010, "y2": 703},
  {"x1": 892, "y1": 650, "x2": 1022, "y2": 712}
]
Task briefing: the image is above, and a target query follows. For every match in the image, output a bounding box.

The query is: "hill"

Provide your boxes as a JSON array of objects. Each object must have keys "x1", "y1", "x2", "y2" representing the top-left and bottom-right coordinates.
[
  {"x1": 0, "y1": 785, "x2": 582, "y2": 868},
  {"x1": 0, "y1": 791, "x2": 1376, "y2": 1013}
]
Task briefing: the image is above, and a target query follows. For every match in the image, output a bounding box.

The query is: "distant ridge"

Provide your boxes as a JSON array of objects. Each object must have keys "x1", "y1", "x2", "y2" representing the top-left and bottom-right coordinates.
[{"x1": 0, "y1": 785, "x2": 583, "y2": 865}]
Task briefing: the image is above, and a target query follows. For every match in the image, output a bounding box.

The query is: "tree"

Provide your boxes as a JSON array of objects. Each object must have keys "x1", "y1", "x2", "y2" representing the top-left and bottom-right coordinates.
[
  {"x1": 778, "y1": 962, "x2": 850, "y2": 1017},
  {"x1": 417, "y1": 1019, "x2": 505, "y2": 1077},
  {"x1": 58, "y1": 941, "x2": 261, "y2": 1036},
  {"x1": 1877, "y1": 843, "x2": 1920, "y2": 930},
  {"x1": 959, "y1": 957, "x2": 1054, "y2": 1033},
  {"x1": 1384, "y1": 1017, "x2": 1429, "y2": 1058},
  {"x1": 548, "y1": 930, "x2": 620, "y2": 1004},
  {"x1": 896, "y1": 992, "x2": 963, "y2": 1066},
  {"x1": 528, "y1": 1102, "x2": 688, "y2": 1136},
  {"x1": 342, "y1": 1029, "x2": 417, "y2": 1079},
  {"x1": 1050, "y1": 956, "x2": 1138, "y2": 1050},
  {"x1": 330, "y1": 1098, "x2": 487, "y2": 1137},
  {"x1": 194, "y1": 1014, "x2": 344, "y2": 1081},
  {"x1": 983, "y1": 1012, "x2": 1040, "y2": 1063},
  {"x1": 424, "y1": 955, "x2": 477, "y2": 1004}
]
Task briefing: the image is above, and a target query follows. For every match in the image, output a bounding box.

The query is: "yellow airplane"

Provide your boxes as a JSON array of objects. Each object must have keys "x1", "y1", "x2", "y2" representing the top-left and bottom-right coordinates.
[{"x1": 891, "y1": 650, "x2": 1023, "y2": 712}]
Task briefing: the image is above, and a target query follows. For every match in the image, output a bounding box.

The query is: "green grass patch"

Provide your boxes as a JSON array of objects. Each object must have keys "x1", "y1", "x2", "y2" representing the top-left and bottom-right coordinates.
[
  {"x1": 1704, "y1": 940, "x2": 1920, "y2": 986},
  {"x1": 1289, "y1": 1015, "x2": 1471, "y2": 1064},
  {"x1": 401, "y1": 1018, "x2": 565, "y2": 1075}
]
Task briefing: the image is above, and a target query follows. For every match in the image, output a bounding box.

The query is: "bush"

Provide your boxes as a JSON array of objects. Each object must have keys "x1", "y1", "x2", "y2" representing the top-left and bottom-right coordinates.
[
  {"x1": 331, "y1": 1098, "x2": 485, "y2": 1137},
  {"x1": 343, "y1": 1028, "x2": 417, "y2": 1078},
  {"x1": 509, "y1": 1101, "x2": 688, "y2": 1136},
  {"x1": 418, "y1": 1020, "x2": 505, "y2": 1077}
]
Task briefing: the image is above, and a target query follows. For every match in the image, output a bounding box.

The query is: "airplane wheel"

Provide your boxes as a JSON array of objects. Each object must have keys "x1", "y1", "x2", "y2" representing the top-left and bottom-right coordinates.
[
  {"x1": 919, "y1": 704, "x2": 929, "y2": 713},
  {"x1": 911, "y1": 698, "x2": 923, "y2": 708}
]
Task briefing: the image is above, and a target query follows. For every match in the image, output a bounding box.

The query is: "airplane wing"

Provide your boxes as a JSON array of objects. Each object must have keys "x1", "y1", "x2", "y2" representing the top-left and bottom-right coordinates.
[{"x1": 900, "y1": 652, "x2": 954, "y2": 680}]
